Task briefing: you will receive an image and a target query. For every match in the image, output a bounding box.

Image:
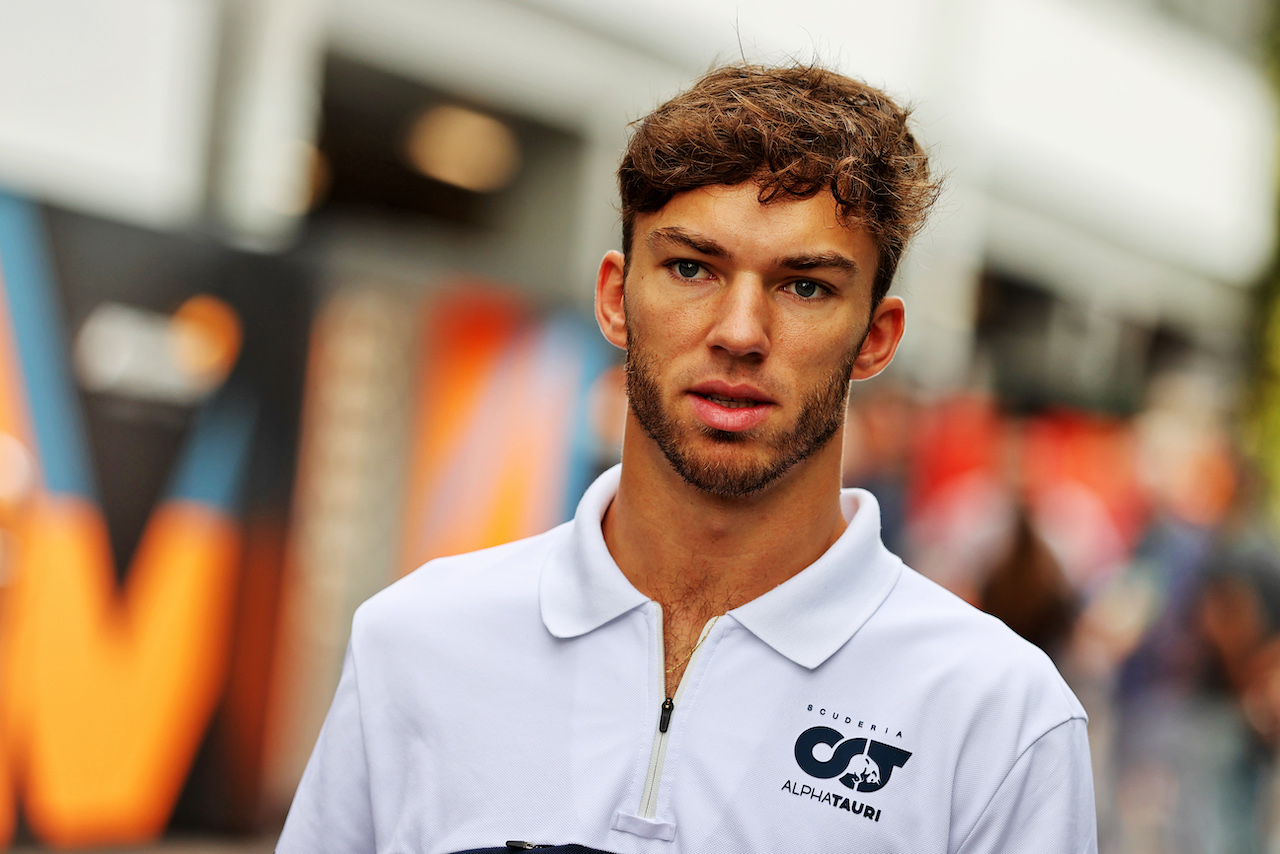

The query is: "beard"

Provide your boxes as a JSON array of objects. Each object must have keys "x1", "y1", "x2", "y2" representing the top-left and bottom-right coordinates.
[{"x1": 624, "y1": 321, "x2": 865, "y2": 498}]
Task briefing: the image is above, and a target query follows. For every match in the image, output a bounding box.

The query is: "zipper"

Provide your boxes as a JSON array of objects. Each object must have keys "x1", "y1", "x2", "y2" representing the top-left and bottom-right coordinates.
[{"x1": 637, "y1": 612, "x2": 718, "y2": 819}]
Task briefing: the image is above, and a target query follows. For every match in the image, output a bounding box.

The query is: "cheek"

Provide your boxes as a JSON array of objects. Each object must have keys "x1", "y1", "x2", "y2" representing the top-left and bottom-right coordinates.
[
  {"x1": 777, "y1": 319, "x2": 860, "y2": 368},
  {"x1": 628, "y1": 299, "x2": 704, "y2": 356}
]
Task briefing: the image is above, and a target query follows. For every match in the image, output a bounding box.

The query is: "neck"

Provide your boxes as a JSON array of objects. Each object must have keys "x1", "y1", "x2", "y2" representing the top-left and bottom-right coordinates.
[{"x1": 602, "y1": 415, "x2": 848, "y2": 618}]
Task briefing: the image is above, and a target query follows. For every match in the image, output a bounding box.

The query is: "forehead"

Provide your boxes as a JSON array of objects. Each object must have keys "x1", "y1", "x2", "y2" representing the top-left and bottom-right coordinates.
[{"x1": 636, "y1": 183, "x2": 878, "y2": 268}]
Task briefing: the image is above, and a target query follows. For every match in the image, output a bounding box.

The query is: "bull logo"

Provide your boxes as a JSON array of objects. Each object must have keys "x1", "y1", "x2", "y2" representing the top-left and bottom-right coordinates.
[
  {"x1": 844, "y1": 753, "x2": 881, "y2": 787},
  {"x1": 794, "y1": 726, "x2": 912, "y2": 793}
]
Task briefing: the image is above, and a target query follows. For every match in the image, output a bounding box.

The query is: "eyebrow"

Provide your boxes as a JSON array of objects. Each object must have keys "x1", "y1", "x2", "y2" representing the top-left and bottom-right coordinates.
[
  {"x1": 774, "y1": 251, "x2": 860, "y2": 276},
  {"x1": 647, "y1": 227, "x2": 729, "y2": 259}
]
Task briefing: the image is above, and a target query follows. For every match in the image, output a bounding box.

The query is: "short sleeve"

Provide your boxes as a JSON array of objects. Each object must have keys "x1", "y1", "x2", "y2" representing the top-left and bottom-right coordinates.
[
  {"x1": 276, "y1": 642, "x2": 376, "y2": 854},
  {"x1": 955, "y1": 717, "x2": 1097, "y2": 854}
]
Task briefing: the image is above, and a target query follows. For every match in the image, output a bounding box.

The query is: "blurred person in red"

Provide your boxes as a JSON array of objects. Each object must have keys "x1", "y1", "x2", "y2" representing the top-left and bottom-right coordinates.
[
  {"x1": 276, "y1": 63, "x2": 1097, "y2": 853},
  {"x1": 846, "y1": 390, "x2": 1079, "y2": 658}
]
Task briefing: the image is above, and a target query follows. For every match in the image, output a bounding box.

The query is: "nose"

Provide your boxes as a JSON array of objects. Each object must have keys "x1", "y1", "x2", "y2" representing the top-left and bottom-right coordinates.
[{"x1": 706, "y1": 278, "x2": 770, "y2": 359}]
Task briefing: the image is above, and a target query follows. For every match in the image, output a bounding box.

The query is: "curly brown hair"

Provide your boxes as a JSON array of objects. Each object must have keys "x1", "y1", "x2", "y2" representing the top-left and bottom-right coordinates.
[{"x1": 619, "y1": 63, "x2": 940, "y2": 305}]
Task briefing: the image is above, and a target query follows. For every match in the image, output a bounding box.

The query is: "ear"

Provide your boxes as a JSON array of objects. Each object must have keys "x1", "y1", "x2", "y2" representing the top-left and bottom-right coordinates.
[
  {"x1": 595, "y1": 250, "x2": 628, "y2": 351},
  {"x1": 850, "y1": 296, "x2": 905, "y2": 381}
]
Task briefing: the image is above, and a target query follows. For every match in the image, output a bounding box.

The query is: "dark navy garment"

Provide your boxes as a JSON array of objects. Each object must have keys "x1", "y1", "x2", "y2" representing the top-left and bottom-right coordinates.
[{"x1": 454, "y1": 847, "x2": 619, "y2": 853}]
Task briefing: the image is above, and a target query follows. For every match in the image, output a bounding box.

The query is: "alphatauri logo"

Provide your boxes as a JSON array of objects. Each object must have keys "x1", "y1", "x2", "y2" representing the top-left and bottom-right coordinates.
[{"x1": 794, "y1": 726, "x2": 912, "y2": 793}]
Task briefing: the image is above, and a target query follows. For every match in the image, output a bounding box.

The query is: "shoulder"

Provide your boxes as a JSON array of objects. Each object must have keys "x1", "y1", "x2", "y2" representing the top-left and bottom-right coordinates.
[
  {"x1": 350, "y1": 522, "x2": 568, "y2": 648},
  {"x1": 872, "y1": 565, "x2": 1086, "y2": 737}
]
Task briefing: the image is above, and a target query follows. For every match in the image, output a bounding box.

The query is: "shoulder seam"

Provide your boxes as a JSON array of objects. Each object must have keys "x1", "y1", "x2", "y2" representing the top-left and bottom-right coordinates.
[{"x1": 952, "y1": 715, "x2": 1087, "y2": 854}]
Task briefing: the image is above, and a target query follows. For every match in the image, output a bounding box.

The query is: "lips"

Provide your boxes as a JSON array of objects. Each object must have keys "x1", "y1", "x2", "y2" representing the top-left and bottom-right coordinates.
[
  {"x1": 688, "y1": 382, "x2": 774, "y2": 432},
  {"x1": 702, "y1": 393, "x2": 761, "y2": 409}
]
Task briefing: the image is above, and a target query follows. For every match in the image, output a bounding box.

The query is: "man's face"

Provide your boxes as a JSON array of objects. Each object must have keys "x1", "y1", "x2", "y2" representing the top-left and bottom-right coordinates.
[{"x1": 608, "y1": 183, "x2": 889, "y2": 498}]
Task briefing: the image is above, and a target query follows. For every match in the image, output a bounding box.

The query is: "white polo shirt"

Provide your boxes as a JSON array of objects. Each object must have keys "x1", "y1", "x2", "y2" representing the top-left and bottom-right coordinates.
[{"x1": 279, "y1": 465, "x2": 1096, "y2": 854}]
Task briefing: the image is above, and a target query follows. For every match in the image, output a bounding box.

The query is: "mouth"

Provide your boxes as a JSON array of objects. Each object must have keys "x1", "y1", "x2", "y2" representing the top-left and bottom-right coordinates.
[
  {"x1": 690, "y1": 381, "x2": 774, "y2": 406},
  {"x1": 698, "y1": 393, "x2": 766, "y2": 409},
  {"x1": 687, "y1": 384, "x2": 775, "y2": 432}
]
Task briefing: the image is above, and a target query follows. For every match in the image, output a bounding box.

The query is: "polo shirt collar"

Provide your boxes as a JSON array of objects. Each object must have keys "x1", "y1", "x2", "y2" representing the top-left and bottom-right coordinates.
[
  {"x1": 540, "y1": 465, "x2": 903, "y2": 670},
  {"x1": 540, "y1": 465, "x2": 649, "y2": 638},
  {"x1": 729, "y1": 486, "x2": 903, "y2": 669}
]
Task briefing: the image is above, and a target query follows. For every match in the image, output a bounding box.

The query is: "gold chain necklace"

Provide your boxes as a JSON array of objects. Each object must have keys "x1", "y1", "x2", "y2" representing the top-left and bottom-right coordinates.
[{"x1": 666, "y1": 615, "x2": 721, "y2": 674}]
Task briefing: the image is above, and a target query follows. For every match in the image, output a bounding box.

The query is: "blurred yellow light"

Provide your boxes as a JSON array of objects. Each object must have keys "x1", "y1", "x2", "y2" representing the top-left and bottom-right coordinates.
[
  {"x1": 403, "y1": 104, "x2": 520, "y2": 193},
  {"x1": 171, "y1": 295, "x2": 243, "y2": 385}
]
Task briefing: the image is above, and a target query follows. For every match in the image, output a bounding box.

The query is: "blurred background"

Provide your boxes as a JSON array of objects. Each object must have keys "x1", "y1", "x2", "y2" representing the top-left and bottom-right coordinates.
[{"x1": 0, "y1": 0, "x2": 1276, "y2": 851}]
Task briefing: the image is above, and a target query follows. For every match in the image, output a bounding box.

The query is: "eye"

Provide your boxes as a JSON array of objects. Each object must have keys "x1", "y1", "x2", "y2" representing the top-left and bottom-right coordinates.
[
  {"x1": 669, "y1": 260, "x2": 709, "y2": 280},
  {"x1": 786, "y1": 280, "x2": 827, "y2": 299}
]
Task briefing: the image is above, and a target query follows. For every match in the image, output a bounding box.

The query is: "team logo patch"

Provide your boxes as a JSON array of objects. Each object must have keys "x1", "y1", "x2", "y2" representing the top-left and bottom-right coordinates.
[{"x1": 793, "y1": 726, "x2": 912, "y2": 793}]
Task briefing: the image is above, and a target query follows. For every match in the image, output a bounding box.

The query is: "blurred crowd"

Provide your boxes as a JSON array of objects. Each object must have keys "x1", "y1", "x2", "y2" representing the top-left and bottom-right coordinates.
[{"x1": 843, "y1": 375, "x2": 1280, "y2": 854}]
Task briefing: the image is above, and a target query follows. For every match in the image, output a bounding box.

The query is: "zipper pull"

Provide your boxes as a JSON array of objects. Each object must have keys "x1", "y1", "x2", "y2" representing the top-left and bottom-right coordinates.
[
  {"x1": 505, "y1": 843, "x2": 548, "y2": 850},
  {"x1": 658, "y1": 697, "x2": 674, "y2": 733}
]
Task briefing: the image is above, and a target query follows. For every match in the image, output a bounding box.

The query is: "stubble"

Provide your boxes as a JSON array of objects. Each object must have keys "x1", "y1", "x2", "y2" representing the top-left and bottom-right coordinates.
[{"x1": 624, "y1": 318, "x2": 865, "y2": 498}]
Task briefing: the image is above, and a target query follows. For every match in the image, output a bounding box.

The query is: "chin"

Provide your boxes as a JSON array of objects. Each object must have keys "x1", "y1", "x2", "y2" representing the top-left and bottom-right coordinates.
[{"x1": 666, "y1": 441, "x2": 798, "y2": 498}]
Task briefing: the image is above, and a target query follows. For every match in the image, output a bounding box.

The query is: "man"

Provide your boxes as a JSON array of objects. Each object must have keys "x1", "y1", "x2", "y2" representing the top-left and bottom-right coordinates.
[{"x1": 278, "y1": 64, "x2": 1097, "y2": 853}]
